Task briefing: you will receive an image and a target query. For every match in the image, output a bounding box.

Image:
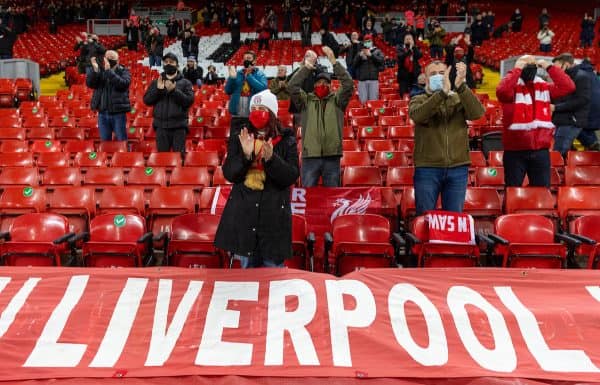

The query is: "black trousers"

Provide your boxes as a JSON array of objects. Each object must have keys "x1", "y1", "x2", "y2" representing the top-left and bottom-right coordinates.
[
  {"x1": 503, "y1": 149, "x2": 550, "y2": 188},
  {"x1": 156, "y1": 128, "x2": 187, "y2": 154}
]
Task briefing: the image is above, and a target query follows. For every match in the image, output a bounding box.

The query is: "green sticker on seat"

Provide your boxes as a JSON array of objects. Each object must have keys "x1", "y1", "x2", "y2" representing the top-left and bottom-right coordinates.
[
  {"x1": 68, "y1": 94, "x2": 73, "y2": 100},
  {"x1": 379, "y1": 108, "x2": 385, "y2": 113},
  {"x1": 366, "y1": 126, "x2": 373, "y2": 134},
  {"x1": 129, "y1": 127, "x2": 136, "y2": 134},
  {"x1": 88, "y1": 152, "x2": 98, "y2": 160},
  {"x1": 488, "y1": 168, "x2": 497, "y2": 177},
  {"x1": 114, "y1": 214, "x2": 126, "y2": 227},
  {"x1": 197, "y1": 117, "x2": 203, "y2": 123},
  {"x1": 145, "y1": 167, "x2": 154, "y2": 176},
  {"x1": 62, "y1": 116, "x2": 68, "y2": 122},
  {"x1": 386, "y1": 152, "x2": 394, "y2": 160},
  {"x1": 32, "y1": 107, "x2": 38, "y2": 113},
  {"x1": 22, "y1": 187, "x2": 33, "y2": 197},
  {"x1": 130, "y1": 108, "x2": 136, "y2": 114},
  {"x1": 45, "y1": 140, "x2": 52, "y2": 148}
]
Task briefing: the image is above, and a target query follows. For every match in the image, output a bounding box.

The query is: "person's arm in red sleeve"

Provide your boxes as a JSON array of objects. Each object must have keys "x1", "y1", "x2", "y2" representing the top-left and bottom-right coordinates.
[
  {"x1": 496, "y1": 68, "x2": 521, "y2": 103},
  {"x1": 546, "y1": 65, "x2": 575, "y2": 99}
]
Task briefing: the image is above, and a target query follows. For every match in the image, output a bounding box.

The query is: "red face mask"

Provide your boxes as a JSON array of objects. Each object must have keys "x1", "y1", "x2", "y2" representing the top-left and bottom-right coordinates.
[
  {"x1": 249, "y1": 109, "x2": 271, "y2": 130},
  {"x1": 454, "y1": 50, "x2": 465, "y2": 61},
  {"x1": 314, "y1": 84, "x2": 330, "y2": 99}
]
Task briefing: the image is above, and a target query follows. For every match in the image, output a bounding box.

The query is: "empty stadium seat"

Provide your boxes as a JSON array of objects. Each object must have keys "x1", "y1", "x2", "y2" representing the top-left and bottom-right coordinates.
[
  {"x1": 111, "y1": 152, "x2": 146, "y2": 169},
  {"x1": 0, "y1": 152, "x2": 34, "y2": 167},
  {"x1": 36, "y1": 152, "x2": 70, "y2": 169},
  {"x1": 81, "y1": 214, "x2": 154, "y2": 267},
  {"x1": 324, "y1": 214, "x2": 395, "y2": 275},
  {"x1": 567, "y1": 215, "x2": 600, "y2": 269},
  {"x1": 0, "y1": 167, "x2": 39, "y2": 189},
  {"x1": 0, "y1": 187, "x2": 47, "y2": 232},
  {"x1": 30, "y1": 140, "x2": 62, "y2": 154},
  {"x1": 97, "y1": 141, "x2": 128, "y2": 154},
  {"x1": 46, "y1": 186, "x2": 96, "y2": 233},
  {"x1": 169, "y1": 167, "x2": 211, "y2": 189},
  {"x1": 505, "y1": 187, "x2": 557, "y2": 218},
  {"x1": 343, "y1": 166, "x2": 382, "y2": 187},
  {"x1": 147, "y1": 187, "x2": 196, "y2": 236},
  {"x1": 558, "y1": 187, "x2": 600, "y2": 230},
  {"x1": 0, "y1": 213, "x2": 74, "y2": 266},
  {"x1": 567, "y1": 151, "x2": 600, "y2": 167},
  {"x1": 98, "y1": 187, "x2": 146, "y2": 216},
  {"x1": 184, "y1": 151, "x2": 221, "y2": 170},
  {"x1": 483, "y1": 214, "x2": 578, "y2": 268},
  {"x1": 564, "y1": 166, "x2": 600, "y2": 186},
  {"x1": 63, "y1": 140, "x2": 95, "y2": 154},
  {"x1": 83, "y1": 167, "x2": 125, "y2": 189},
  {"x1": 374, "y1": 151, "x2": 411, "y2": 168},
  {"x1": 166, "y1": 213, "x2": 224, "y2": 268},
  {"x1": 126, "y1": 167, "x2": 167, "y2": 191},
  {"x1": 147, "y1": 152, "x2": 183, "y2": 170},
  {"x1": 286, "y1": 214, "x2": 315, "y2": 271},
  {"x1": 212, "y1": 166, "x2": 231, "y2": 186},
  {"x1": 340, "y1": 151, "x2": 371, "y2": 168},
  {"x1": 74, "y1": 152, "x2": 108, "y2": 169},
  {"x1": 42, "y1": 167, "x2": 82, "y2": 187}
]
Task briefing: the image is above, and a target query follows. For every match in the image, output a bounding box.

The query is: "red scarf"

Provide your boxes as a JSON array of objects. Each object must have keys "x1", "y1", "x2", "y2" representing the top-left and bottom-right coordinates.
[
  {"x1": 509, "y1": 77, "x2": 554, "y2": 131},
  {"x1": 404, "y1": 53, "x2": 414, "y2": 73}
]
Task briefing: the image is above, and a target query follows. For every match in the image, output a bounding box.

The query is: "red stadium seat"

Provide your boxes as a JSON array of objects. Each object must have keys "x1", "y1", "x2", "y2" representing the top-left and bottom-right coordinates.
[
  {"x1": 404, "y1": 216, "x2": 480, "y2": 267},
  {"x1": 351, "y1": 116, "x2": 377, "y2": 128},
  {"x1": 147, "y1": 187, "x2": 196, "y2": 236},
  {"x1": 474, "y1": 167, "x2": 505, "y2": 189},
  {"x1": 74, "y1": 152, "x2": 108, "y2": 169},
  {"x1": 27, "y1": 126, "x2": 55, "y2": 141},
  {"x1": 47, "y1": 187, "x2": 96, "y2": 233},
  {"x1": 285, "y1": 214, "x2": 315, "y2": 271},
  {"x1": 133, "y1": 140, "x2": 158, "y2": 154},
  {"x1": 169, "y1": 167, "x2": 211, "y2": 189},
  {"x1": 97, "y1": 141, "x2": 128, "y2": 154},
  {"x1": 212, "y1": 166, "x2": 231, "y2": 186},
  {"x1": 126, "y1": 167, "x2": 167, "y2": 192},
  {"x1": 342, "y1": 140, "x2": 361, "y2": 152},
  {"x1": 0, "y1": 187, "x2": 47, "y2": 232},
  {"x1": 324, "y1": 214, "x2": 395, "y2": 275},
  {"x1": 564, "y1": 166, "x2": 600, "y2": 186},
  {"x1": 386, "y1": 166, "x2": 414, "y2": 189},
  {"x1": 30, "y1": 139, "x2": 62, "y2": 154},
  {"x1": 0, "y1": 167, "x2": 39, "y2": 189},
  {"x1": 567, "y1": 151, "x2": 600, "y2": 167},
  {"x1": 166, "y1": 213, "x2": 224, "y2": 268},
  {"x1": 0, "y1": 127, "x2": 26, "y2": 141},
  {"x1": 484, "y1": 214, "x2": 577, "y2": 268},
  {"x1": 0, "y1": 152, "x2": 34, "y2": 167},
  {"x1": 463, "y1": 187, "x2": 503, "y2": 235},
  {"x1": 343, "y1": 166, "x2": 382, "y2": 187},
  {"x1": 63, "y1": 140, "x2": 95, "y2": 154},
  {"x1": 358, "y1": 125, "x2": 386, "y2": 141},
  {"x1": 568, "y1": 215, "x2": 600, "y2": 269},
  {"x1": 0, "y1": 213, "x2": 74, "y2": 266},
  {"x1": 0, "y1": 140, "x2": 29, "y2": 153},
  {"x1": 36, "y1": 152, "x2": 70, "y2": 169},
  {"x1": 184, "y1": 151, "x2": 221, "y2": 170},
  {"x1": 387, "y1": 125, "x2": 413, "y2": 139},
  {"x1": 487, "y1": 150, "x2": 503, "y2": 167},
  {"x1": 147, "y1": 152, "x2": 182, "y2": 170},
  {"x1": 374, "y1": 151, "x2": 411, "y2": 168},
  {"x1": 82, "y1": 214, "x2": 153, "y2": 267},
  {"x1": 98, "y1": 187, "x2": 146, "y2": 216},
  {"x1": 558, "y1": 187, "x2": 600, "y2": 230},
  {"x1": 111, "y1": 152, "x2": 146, "y2": 169},
  {"x1": 42, "y1": 167, "x2": 81, "y2": 187},
  {"x1": 196, "y1": 139, "x2": 228, "y2": 157},
  {"x1": 364, "y1": 139, "x2": 395, "y2": 154},
  {"x1": 83, "y1": 167, "x2": 124, "y2": 189},
  {"x1": 341, "y1": 151, "x2": 371, "y2": 168},
  {"x1": 505, "y1": 187, "x2": 557, "y2": 218}
]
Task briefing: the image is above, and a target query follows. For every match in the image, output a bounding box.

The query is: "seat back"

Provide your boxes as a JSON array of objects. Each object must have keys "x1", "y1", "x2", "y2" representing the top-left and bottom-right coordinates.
[
  {"x1": 47, "y1": 187, "x2": 96, "y2": 233},
  {"x1": 495, "y1": 214, "x2": 555, "y2": 244},
  {"x1": 10, "y1": 213, "x2": 69, "y2": 242},
  {"x1": 126, "y1": 167, "x2": 167, "y2": 189},
  {"x1": 98, "y1": 187, "x2": 145, "y2": 216},
  {"x1": 564, "y1": 166, "x2": 600, "y2": 186},
  {"x1": 169, "y1": 167, "x2": 211, "y2": 188},
  {"x1": 343, "y1": 166, "x2": 382, "y2": 187},
  {"x1": 558, "y1": 186, "x2": 600, "y2": 228},
  {"x1": 569, "y1": 215, "x2": 600, "y2": 269},
  {"x1": 505, "y1": 187, "x2": 556, "y2": 215},
  {"x1": 341, "y1": 151, "x2": 371, "y2": 168},
  {"x1": 168, "y1": 213, "x2": 222, "y2": 268},
  {"x1": 89, "y1": 214, "x2": 146, "y2": 243},
  {"x1": 42, "y1": 167, "x2": 82, "y2": 187},
  {"x1": 567, "y1": 151, "x2": 600, "y2": 167},
  {"x1": 111, "y1": 152, "x2": 146, "y2": 168},
  {"x1": 147, "y1": 152, "x2": 183, "y2": 169},
  {"x1": 333, "y1": 214, "x2": 390, "y2": 244}
]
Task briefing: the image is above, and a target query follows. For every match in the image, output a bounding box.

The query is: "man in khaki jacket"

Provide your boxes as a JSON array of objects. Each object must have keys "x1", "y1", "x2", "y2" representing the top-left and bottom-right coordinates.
[{"x1": 409, "y1": 61, "x2": 485, "y2": 215}]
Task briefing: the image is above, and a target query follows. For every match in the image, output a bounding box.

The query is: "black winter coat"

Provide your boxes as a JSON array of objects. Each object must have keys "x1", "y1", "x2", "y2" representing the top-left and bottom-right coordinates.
[
  {"x1": 353, "y1": 47, "x2": 384, "y2": 81},
  {"x1": 552, "y1": 67, "x2": 592, "y2": 129},
  {"x1": 86, "y1": 65, "x2": 131, "y2": 114},
  {"x1": 143, "y1": 72, "x2": 195, "y2": 130},
  {"x1": 214, "y1": 128, "x2": 299, "y2": 263},
  {"x1": 397, "y1": 45, "x2": 422, "y2": 81},
  {"x1": 181, "y1": 35, "x2": 200, "y2": 58}
]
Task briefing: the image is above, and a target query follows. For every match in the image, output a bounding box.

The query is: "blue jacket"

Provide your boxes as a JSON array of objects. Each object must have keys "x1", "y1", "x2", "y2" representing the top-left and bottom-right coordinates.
[
  {"x1": 577, "y1": 61, "x2": 600, "y2": 129},
  {"x1": 225, "y1": 68, "x2": 268, "y2": 115}
]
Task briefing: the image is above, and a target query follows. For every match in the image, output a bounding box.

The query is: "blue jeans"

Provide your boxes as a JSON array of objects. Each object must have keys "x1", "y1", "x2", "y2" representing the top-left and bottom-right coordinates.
[
  {"x1": 577, "y1": 129, "x2": 598, "y2": 148},
  {"x1": 540, "y1": 44, "x2": 552, "y2": 53},
  {"x1": 430, "y1": 45, "x2": 444, "y2": 59},
  {"x1": 553, "y1": 125, "x2": 582, "y2": 157},
  {"x1": 414, "y1": 166, "x2": 469, "y2": 216},
  {"x1": 98, "y1": 112, "x2": 127, "y2": 141},
  {"x1": 149, "y1": 55, "x2": 162, "y2": 67},
  {"x1": 237, "y1": 255, "x2": 285, "y2": 268},
  {"x1": 301, "y1": 157, "x2": 341, "y2": 187}
]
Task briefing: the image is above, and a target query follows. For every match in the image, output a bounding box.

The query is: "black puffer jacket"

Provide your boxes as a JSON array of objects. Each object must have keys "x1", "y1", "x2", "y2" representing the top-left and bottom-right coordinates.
[
  {"x1": 143, "y1": 72, "x2": 194, "y2": 130},
  {"x1": 353, "y1": 47, "x2": 384, "y2": 81},
  {"x1": 214, "y1": 128, "x2": 299, "y2": 263},
  {"x1": 86, "y1": 65, "x2": 131, "y2": 114},
  {"x1": 552, "y1": 67, "x2": 591, "y2": 128}
]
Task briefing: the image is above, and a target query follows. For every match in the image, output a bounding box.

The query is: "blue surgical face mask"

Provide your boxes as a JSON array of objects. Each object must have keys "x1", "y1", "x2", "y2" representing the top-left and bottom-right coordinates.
[
  {"x1": 429, "y1": 74, "x2": 444, "y2": 92},
  {"x1": 363, "y1": 41, "x2": 372, "y2": 48}
]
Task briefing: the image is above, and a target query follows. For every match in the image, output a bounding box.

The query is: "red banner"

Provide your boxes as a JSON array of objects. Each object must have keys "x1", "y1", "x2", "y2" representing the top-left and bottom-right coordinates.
[
  {"x1": 426, "y1": 211, "x2": 476, "y2": 244},
  {"x1": 211, "y1": 186, "x2": 383, "y2": 236},
  {"x1": 0, "y1": 267, "x2": 600, "y2": 383}
]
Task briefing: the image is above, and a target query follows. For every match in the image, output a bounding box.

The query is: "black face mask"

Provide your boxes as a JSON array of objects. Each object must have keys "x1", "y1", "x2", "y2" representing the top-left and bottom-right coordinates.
[
  {"x1": 163, "y1": 64, "x2": 178, "y2": 75},
  {"x1": 108, "y1": 59, "x2": 118, "y2": 68},
  {"x1": 243, "y1": 60, "x2": 253, "y2": 68},
  {"x1": 520, "y1": 64, "x2": 537, "y2": 82}
]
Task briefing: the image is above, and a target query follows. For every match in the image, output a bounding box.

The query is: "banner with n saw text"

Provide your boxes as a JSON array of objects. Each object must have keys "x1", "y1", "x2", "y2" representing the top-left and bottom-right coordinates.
[{"x1": 0, "y1": 267, "x2": 600, "y2": 382}]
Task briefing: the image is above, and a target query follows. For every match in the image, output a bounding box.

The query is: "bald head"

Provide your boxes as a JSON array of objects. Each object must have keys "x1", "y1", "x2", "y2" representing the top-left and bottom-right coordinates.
[
  {"x1": 304, "y1": 50, "x2": 318, "y2": 67},
  {"x1": 105, "y1": 50, "x2": 118, "y2": 61},
  {"x1": 277, "y1": 65, "x2": 287, "y2": 78}
]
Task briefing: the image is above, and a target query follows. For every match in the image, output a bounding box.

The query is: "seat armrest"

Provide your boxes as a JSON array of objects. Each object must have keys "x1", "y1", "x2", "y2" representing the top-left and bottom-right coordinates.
[
  {"x1": 488, "y1": 233, "x2": 509, "y2": 245},
  {"x1": 53, "y1": 232, "x2": 76, "y2": 245}
]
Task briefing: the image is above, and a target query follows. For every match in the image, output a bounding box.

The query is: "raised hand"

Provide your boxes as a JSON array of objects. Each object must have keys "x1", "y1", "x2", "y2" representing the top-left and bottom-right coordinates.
[
  {"x1": 157, "y1": 76, "x2": 165, "y2": 89},
  {"x1": 90, "y1": 57, "x2": 99, "y2": 72},
  {"x1": 239, "y1": 127, "x2": 255, "y2": 159},
  {"x1": 322, "y1": 46, "x2": 336, "y2": 64},
  {"x1": 455, "y1": 62, "x2": 467, "y2": 88},
  {"x1": 103, "y1": 57, "x2": 111, "y2": 71},
  {"x1": 228, "y1": 66, "x2": 237, "y2": 78},
  {"x1": 165, "y1": 79, "x2": 176, "y2": 92},
  {"x1": 443, "y1": 66, "x2": 451, "y2": 94},
  {"x1": 262, "y1": 138, "x2": 274, "y2": 161}
]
